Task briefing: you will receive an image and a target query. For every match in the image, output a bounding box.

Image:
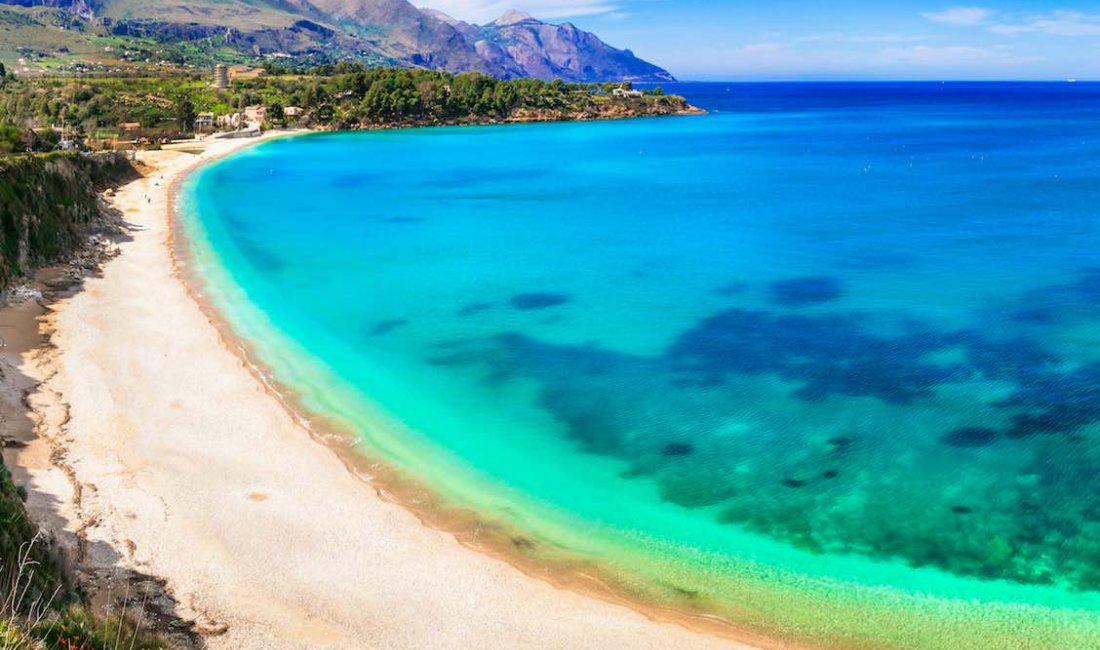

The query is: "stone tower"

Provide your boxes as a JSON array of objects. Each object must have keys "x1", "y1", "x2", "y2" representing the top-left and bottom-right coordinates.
[{"x1": 214, "y1": 64, "x2": 229, "y2": 90}]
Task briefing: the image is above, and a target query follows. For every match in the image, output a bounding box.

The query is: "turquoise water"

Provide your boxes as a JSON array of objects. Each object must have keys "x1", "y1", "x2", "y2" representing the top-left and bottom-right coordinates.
[{"x1": 181, "y1": 83, "x2": 1100, "y2": 647}]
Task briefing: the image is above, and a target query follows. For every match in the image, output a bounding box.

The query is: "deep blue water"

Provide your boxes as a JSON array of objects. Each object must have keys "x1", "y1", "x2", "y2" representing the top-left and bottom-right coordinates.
[{"x1": 182, "y1": 82, "x2": 1100, "y2": 647}]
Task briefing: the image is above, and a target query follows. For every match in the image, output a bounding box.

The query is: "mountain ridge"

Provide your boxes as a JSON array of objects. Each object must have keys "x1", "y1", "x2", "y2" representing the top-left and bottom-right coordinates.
[{"x1": 0, "y1": 0, "x2": 675, "y2": 81}]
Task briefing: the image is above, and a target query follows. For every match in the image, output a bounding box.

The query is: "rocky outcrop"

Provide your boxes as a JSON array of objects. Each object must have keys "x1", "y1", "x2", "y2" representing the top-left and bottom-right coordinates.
[{"x1": 506, "y1": 94, "x2": 700, "y2": 123}]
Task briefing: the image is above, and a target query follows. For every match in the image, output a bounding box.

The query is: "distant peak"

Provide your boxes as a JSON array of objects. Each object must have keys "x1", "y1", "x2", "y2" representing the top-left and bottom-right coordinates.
[
  {"x1": 494, "y1": 9, "x2": 535, "y2": 25},
  {"x1": 419, "y1": 7, "x2": 462, "y2": 25}
]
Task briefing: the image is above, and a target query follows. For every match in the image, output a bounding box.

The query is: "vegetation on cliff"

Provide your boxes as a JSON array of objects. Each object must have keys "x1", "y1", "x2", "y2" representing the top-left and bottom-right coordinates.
[{"x1": 0, "y1": 152, "x2": 136, "y2": 287}]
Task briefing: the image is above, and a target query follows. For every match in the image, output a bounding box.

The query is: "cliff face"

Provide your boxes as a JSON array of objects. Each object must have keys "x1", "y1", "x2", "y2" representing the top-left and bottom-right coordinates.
[{"x1": 0, "y1": 152, "x2": 136, "y2": 289}]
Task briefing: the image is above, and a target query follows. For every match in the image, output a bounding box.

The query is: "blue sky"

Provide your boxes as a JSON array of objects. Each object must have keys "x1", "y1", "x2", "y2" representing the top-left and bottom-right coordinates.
[{"x1": 417, "y1": 1, "x2": 1100, "y2": 80}]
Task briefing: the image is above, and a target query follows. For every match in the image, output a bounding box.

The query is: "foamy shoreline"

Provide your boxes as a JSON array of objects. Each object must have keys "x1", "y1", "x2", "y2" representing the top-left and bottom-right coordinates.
[{"x1": 6, "y1": 133, "x2": 755, "y2": 649}]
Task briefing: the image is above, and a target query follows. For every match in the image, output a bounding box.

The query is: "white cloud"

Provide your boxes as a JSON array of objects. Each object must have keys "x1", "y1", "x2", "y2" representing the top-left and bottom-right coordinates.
[
  {"x1": 921, "y1": 6, "x2": 1100, "y2": 37},
  {"x1": 921, "y1": 6, "x2": 994, "y2": 26},
  {"x1": 877, "y1": 44, "x2": 1029, "y2": 66},
  {"x1": 988, "y1": 11, "x2": 1100, "y2": 36},
  {"x1": 417, "y1": 0, "x2": 619, "y2": 23},
  {"x1": 793, "y1": 32, "x2": 929, "y2": 45}
]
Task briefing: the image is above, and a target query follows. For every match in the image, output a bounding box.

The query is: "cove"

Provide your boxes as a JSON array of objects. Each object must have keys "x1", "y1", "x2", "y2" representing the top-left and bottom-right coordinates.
[{"x1": 178, "y1": 82, "x2": 1100, "y2": 649}]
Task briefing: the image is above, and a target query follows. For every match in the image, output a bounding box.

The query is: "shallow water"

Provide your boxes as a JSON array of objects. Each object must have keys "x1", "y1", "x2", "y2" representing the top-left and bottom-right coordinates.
[{"x1": 181, "y1": 82, "x2": 1100, "y2": 647}]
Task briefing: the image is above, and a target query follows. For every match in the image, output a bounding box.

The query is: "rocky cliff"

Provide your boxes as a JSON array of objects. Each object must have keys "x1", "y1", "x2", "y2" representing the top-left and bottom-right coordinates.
[{"x1": 0, "y1": 152, "x2": 136, "y2": 289}]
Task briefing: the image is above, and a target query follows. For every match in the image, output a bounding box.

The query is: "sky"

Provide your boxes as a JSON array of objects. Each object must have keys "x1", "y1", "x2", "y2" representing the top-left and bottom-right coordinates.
[{"x1": 416, "y1": 1, "x2": 1100, "y2": 80}]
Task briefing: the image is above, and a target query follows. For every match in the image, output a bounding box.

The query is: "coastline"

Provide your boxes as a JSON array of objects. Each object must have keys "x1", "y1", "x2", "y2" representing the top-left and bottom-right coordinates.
[
  {"x1": 5, "y1": 131, "x2": 759, "y2": 649},
  {"x1": 325, "y1": 104, "x2": 707, "y2": 130},
  {"x1": 144, "y1": 127, "x2": 1100, "y2": 650}
]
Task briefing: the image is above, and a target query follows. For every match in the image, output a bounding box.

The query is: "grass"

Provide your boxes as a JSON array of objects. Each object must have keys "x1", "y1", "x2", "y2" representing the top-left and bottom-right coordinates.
[
  {"x1": 0, "y1": 536, "x2": 171, "y2": 650},
  {"x1": 1, "y1": 534, "x2": 64, "y2": 641},
  {"x1": 32, "y1": 605, "x2": 168, "y2": 650}
]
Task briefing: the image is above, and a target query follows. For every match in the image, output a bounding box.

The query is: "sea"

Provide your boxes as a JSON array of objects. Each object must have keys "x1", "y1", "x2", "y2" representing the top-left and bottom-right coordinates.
[{"x1": 179, "y1": 82, "x2": 1100, "y2": 648}]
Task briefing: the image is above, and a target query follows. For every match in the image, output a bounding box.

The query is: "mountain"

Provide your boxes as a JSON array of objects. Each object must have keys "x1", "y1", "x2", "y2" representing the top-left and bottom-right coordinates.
[
  {"x1": 288, "y1": 0, "x2": 493, "y2": 72},
  {"x1": 416, "y1": 8, "x2": 673, "y2": 82},
  {"x1": 474, "y1": 10, "x2": 674, "y2": 82},
  {"x1": 0, "y1": 0, "x2": 675, "y2": 82}
]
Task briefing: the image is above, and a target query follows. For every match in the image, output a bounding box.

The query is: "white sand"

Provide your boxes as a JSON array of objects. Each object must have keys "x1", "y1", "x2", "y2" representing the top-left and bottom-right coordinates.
[{"x1": 10, "y1": 136, "x2": 759, "y2": 649}]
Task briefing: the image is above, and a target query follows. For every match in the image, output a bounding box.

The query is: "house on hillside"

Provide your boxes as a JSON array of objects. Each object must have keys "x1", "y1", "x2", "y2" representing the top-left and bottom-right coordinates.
[
  {"x1": 244, "y1": 105, "x2": 266, "y2": 124},
  {"x1": 612, "y1": 87, "x2": 643, "y2": 98},
  {"x1": 194, "y1": 112, "x2": 215, "y2": 130},
  {"x1": 283, "y1": 106, "x2": 304, "y2": 125}
]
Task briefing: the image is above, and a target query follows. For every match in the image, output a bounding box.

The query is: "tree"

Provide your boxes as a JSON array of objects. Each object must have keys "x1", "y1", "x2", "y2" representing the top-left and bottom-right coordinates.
[
  {"x1": 268, "y1": 101, "x2": 285, "y2": 126},
  {"x1": 0, "y1": 123, "x2": 22, "y2": 153},
  {"x1": 175, "y1": 97, "x2": 196, "y2": 133},
  {"x1": 0, "y1": 61, "x2": 6, "y2": 80},
  {"x1": 34, "y1": 127, "x2": 60, "y2": 150}
]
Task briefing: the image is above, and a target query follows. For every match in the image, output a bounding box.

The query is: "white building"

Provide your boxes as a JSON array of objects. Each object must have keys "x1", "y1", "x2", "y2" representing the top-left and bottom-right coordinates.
[
  {"x1": 216, "y1": 113, "x2": 244, "y2": 128},
  {"x1": 243, "y1": 105, "x2": 266, "y2": 123}
]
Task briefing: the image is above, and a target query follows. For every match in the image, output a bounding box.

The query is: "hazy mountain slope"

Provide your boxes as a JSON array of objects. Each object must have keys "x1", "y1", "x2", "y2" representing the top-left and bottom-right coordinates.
[
  {"x1": 1, "y1": 0, "x2": 96, "y2": 19},
  {"x1": 475, "y1": 11, "x2": 674, "y2": 82},
  {"x1": 419, "y1": 7, "x2": 673, "y2": 82},
  {"x1": 419, "y1": 5, "x2": 477, "y2": 39},
  {"x1": 300, "y1": 0, "x2": 494, "y2": 73}
]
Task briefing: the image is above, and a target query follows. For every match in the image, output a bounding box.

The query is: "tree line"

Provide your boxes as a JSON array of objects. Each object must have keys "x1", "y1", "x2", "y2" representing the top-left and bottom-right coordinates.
[{"x1": 0, "y1": 65, "x2": 683, "y2": 151}]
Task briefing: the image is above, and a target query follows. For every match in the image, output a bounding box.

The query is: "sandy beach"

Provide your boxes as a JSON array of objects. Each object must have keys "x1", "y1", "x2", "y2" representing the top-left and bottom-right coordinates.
[{"x1": 0, "y1": 134, "x2": 759, "y2": 649}]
